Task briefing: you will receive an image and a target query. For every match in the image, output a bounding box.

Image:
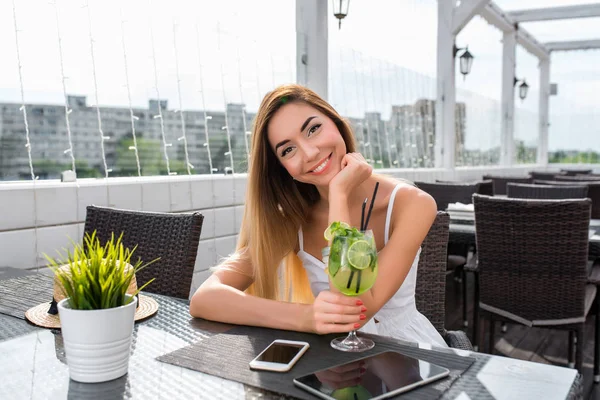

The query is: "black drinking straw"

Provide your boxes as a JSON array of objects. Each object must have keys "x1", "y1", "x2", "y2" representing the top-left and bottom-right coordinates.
[
  {"x1": 360, "y1": 198, "x2": 368, "y2": 231},
  {"x1": 346, "y1": 269, "x2": 354, "y2": 289},
  {"x1": 363, "y1": 182, "x2": 380, "y2": 231},
  {"x1": 348, "y1": 198, "x2": 368, "y2": 290},
  {"x1": 355, "y1": 182, "x2": 380, "y2": 294}
]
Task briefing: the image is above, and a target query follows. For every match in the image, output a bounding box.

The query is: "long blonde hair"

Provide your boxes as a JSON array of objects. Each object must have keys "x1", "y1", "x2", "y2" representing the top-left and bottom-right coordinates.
[{"x1": 233, "y1": 84, "x2": 357, "y2": 303}]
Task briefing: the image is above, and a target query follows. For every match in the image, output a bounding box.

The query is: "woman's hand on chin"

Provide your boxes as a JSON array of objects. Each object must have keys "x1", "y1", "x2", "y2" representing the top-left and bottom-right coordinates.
[
  {"x1": 305, "y1": 290, "x2": 367, "y2": 334},
  {"x1": 328, "y1": 152, "x2": 373, "y2": 199}
]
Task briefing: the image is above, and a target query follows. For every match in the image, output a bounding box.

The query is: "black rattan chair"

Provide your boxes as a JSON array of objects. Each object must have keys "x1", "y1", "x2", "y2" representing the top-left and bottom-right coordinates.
[
  {"x1": 416, "y1": 181, "x2": 479, "y2": 211},
  {"x1": 84, "y1": 205, "x2": 204, "y2": 299},
  {"x1": 535, "y1": 179, "x2": 600, "y2": 219},
  {"x1": 507, "y1": 183, "x2": 588, "y2": 200},
  {"x1": 472, "y1": 195, "x2": 598, "y2": 378},
  {"x1": 561, "y1": 168, "x2": 593, "y2": 176},
  {"x1": 482, "y1": 175, "x2": 533, "y2": 195},
  {"x1": 415, "y1": 211, "x2": 473, "y2": 350},
  {"x1": 436, "y1": 179, "x2": 493, "y2": 196},
  {"x1": 529, "y1": 171, "x2": 565, "y2": 181}
]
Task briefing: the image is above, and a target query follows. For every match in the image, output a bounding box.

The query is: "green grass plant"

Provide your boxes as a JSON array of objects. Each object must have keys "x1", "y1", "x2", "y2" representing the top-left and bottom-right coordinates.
[{"x1": 46, "y1": 231, "x2": 158, "y2": 310}]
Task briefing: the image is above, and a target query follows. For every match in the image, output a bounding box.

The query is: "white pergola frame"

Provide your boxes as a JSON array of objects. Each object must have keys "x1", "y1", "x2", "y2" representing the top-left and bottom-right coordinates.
[
  {"x1": 295, "y1": 1, "x2": 600, "y2": 169},
  {"x1": 435, "y1": 1, "x2": 600, "y2": 169}
]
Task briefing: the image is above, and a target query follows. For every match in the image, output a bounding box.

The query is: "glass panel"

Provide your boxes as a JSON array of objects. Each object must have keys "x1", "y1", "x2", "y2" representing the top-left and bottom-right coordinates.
[{"x1": 0, "y1": 0, "x2": 295, "y2": 181}]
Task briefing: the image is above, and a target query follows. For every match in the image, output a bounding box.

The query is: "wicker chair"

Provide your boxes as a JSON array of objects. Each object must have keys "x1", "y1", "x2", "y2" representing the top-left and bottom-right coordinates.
[
  {"x1": 482, "y1": 175, "x2": 533, "y2": 195},
  {"x1": 554, "y1": 175, "x2": 600, "y2": 182},
  {"x1": 507, "y1": 183, "x2": 589, "y2": 200},
  {"x1": 416, "y1": 181, "x2": 479, "y2": 211},
  {"x1": 436, "y1": 179, "x2": 493, "y2": 196},
  {"x1": 415, "y1": 211, "x2": 473, "y2": 350},
  {"x1": 472, "y1": 195, "x2": 598, "y2": 378},
  {"x1": 534, "y1": 179, "x2": 600, "y2": 219},
  {"x1": 84, "y1": 205, "x2": 204, "y2": 299},
  {"x1": 561, "y1": 168, "x2": 593, "y2": 176},
  {"x1": 529, "y1": 171, "x2": 565, "y2": 181}
]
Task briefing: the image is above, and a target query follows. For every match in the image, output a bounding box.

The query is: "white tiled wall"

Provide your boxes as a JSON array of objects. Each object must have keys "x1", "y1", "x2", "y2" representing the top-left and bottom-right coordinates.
[{"x1": 3, "y1": 164, "x2": 583, "y2": 296}]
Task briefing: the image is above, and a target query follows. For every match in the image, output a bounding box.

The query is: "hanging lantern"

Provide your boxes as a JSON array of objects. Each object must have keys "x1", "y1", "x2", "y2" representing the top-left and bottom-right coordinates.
[
  {"x1": 459, "y1": 47, "x2": 474, "y2": 77},
  {"x1": 514, "y1": 78, "x2": 529, "y2": 100},
  {"x1": 519, "y1": 80, "x2": 529, "y2": 100},
  {"x1": 332, "y1": 0, "x2": 350, "y2": 30}
]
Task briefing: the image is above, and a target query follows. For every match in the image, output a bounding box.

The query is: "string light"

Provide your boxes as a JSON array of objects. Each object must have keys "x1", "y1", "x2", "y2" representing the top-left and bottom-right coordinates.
[
  {"x1": 119, "y1": 11, "x2": 141, "y2": 177},
  {"x1": 84, "y1": 0, "x2": 110, "y2": 180},
  {"x1": 51, "y1": 0, "x2": 76, "y2": 174},
  {"x1": 148, "y1": 3, "x2": 172, "y2": 177},
  {"x1": 234, "y1": 34, "x2": 250, "y2": 161},
  {"x1": 379, "y1": 60, "x2": 393, "y2": 168},
  {"x1": 172, "y1": 22, "x2": 192, "y2": 176},
  {"x1": 217, "y1": 23, "x2": 237, "y2": 238},
  {"x1": 353, "y1": 49, "x2": 374, "y2": 163},
  {"x1": 196, "y1": 23, "x2": 217, "y2": 266},
  {"x1": 217, "y1": 24, "x2": 235, "y2": 175},
  {"x1": 369, "y1": 57, "x2": 384, "y2": 167},
  {"x1": 12, "y1": 0, "x2": 40, "y2": 269},
  {"x1": 12, "y1": 2, "x2": 35, "y2": 182}
]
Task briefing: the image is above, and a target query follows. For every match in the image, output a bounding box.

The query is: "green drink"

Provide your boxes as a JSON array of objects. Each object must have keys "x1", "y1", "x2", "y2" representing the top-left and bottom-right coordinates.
[{"x1": 327, "y1": 232, "x2": 378, "y2": 296}]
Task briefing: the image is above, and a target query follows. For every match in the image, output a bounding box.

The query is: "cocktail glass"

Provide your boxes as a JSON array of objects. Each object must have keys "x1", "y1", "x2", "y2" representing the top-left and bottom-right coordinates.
[{"x1": 327, "y1": 229, "x2": 378, "y2": 352}]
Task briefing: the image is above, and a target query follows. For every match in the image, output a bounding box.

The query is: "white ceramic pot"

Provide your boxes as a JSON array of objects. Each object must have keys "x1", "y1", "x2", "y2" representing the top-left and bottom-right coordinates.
[{"x1": 58, "y1": 294, "x2": 137, "y2": 383}]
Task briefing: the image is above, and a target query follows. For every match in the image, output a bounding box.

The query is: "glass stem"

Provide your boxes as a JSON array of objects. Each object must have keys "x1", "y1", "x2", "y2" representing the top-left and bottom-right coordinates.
[{"x1": 347, "y1": 330, "x2": 358, "y2": 340}]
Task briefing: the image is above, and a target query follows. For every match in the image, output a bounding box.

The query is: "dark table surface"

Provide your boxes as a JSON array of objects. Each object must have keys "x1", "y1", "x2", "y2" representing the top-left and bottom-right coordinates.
[{"x1": 0, "y1": 267, "x2": 582, "y2": 400}]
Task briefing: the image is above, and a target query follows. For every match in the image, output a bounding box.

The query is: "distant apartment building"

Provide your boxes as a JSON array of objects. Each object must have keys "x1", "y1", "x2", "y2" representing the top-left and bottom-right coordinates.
[
  {"x1": 0, "y1": 96, "x2": 254, "y2": 180},
  {"x1": 347, "y1": 99, "x2": 466, "y2": 168}
]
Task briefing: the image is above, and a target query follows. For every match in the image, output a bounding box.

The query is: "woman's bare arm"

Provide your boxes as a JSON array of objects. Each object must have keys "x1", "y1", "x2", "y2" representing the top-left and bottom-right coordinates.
[
  {"x1": 189, "y1": 258, "x2": 311, "y2": 331},
  {"x1": 189, "y1": 255, "x2": 364, "y2": 334}
]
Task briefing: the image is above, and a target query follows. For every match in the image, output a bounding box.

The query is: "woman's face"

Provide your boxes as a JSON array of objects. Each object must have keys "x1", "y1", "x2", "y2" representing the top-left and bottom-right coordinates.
[{"x1": 267, "y1": 102, "x2": 347, "y2": 187}]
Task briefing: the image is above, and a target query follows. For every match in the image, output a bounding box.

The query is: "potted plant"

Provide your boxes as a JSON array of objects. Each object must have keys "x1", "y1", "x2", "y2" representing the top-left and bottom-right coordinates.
[{"x1": 46, "y1": 231, "x2": 156, "y2": 383}]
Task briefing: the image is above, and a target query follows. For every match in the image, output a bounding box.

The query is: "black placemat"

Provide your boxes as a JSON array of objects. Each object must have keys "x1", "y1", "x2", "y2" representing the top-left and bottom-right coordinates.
[
  {"x1": 157, "y1": 325, "x2": 475, "y2": 400},
  {"x1": 0, "y1": 273, "x2": 53, "y2": 319}
]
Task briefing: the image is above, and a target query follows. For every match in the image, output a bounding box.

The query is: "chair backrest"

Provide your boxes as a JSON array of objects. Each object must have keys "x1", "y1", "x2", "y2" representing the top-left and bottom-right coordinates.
[
  {"x1": 482, "y1": 175, "x2": 533, "y2": 195},
  {"x1": 415, "y1": 211, "x2": 449, "y2": 334},
  {"x1": 534, "y1": 180, "x2": 600, "y2": 218},
  {"x1": 476, "y1": 180, "x2": 494, "y2": 196},
  {"x1": 436, "y1": 179, "x2": 493, "y2": 196},
  {"x1": 84, "y1": 205, "x2": 204, "y2": 299},
  {"x1": 415, "y1": 181, "x2": 479, "y2": 211},
  {"x1": 529, "y1": 171, "x2": 564, "y2": 181},
  {"x1": 473, "y1": 195, "x2": 590, "y2": 321},
  {"x1": 507, "y1": 182, "x2": 588, "y2": 200},
  {"x1": 561, "y1": 168, "x2": 592, "y2": 176},
  {"x1": 554, "y1": 175, "x2": 600, "y2": 182}
]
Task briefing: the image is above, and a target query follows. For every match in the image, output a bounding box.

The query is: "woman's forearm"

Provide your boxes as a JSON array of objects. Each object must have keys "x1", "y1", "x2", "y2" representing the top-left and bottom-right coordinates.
[
  {"x1": 328, "y1": 192, "x2": 351, "y2": 226},
  {"x1": 190, "y1": 284, "x2": 312, "y2": 332}
]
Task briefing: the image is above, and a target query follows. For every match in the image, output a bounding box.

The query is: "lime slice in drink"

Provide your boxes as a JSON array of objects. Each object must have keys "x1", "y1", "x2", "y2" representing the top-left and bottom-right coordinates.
[
  {"x1": 347, "y1": 240, "x2": 373, "y2": 270},
  {"x1": 324, "y1": 221, "x2": 350, "y2": 241}
]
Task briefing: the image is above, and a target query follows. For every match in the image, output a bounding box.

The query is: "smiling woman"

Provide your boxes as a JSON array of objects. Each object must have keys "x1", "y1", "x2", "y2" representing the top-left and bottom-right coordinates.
[{"x1": 189, "y1": 84, "x2": 446, "y2": 349}]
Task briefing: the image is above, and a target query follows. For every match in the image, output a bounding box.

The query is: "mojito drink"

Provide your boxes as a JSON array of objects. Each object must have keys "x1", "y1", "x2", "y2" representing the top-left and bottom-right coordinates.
[{"x1": 326, "y1": 225, "x2": 378, "y2": 296}]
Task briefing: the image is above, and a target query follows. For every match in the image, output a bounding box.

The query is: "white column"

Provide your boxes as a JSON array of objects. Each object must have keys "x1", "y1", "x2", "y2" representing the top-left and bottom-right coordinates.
[
  {"x1": 538, "y1": 58, "x2": 551, "y2": 165},
  {"x1": 296, "y1": 0, "x2": 328, "y2": 100},
  {"x1": 500, "y1": 30, "x2": 517, "y2": 166},
  {"x1": 435, "y1": 0, "x2": 456, "y2": 169}
]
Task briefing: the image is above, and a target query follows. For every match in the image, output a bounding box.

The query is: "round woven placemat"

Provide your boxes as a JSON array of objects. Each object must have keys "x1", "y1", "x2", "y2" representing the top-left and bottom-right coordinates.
[{"x1": 24, "y1": 294, "x2": 158, "y2": 329}]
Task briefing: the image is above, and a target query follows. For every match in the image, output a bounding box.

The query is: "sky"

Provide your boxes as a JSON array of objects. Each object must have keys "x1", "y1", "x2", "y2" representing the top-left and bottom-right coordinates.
[{"x1": 0, "y1": 0, "x2": 598, "y2": 152}]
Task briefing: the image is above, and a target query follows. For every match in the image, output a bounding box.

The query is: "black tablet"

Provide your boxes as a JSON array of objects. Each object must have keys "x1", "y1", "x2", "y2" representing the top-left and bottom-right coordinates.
[{"x1": 293, "y1": 350, "x2": 450, "y2": 400}]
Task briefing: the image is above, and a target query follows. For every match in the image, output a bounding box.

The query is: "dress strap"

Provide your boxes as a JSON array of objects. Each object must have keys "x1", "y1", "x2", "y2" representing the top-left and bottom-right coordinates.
[
  {"x1": 384, "y1": 184, "x2": 403, "y2": 245},
  {"x1": 298, "y1": 227, "x2": 304, "y2": 251}
]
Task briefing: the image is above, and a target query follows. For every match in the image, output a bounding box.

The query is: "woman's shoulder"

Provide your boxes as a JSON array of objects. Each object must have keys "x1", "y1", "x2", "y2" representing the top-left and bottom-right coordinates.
[{"x1": 380, "y1": 177, "x2": 436, "y2": 215}]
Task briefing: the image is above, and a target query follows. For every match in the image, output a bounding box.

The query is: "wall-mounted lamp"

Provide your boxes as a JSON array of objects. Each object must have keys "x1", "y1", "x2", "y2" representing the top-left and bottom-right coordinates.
[
  {"x1": 332, "y1": 0, "x2": 350, "y2": 30},
  {"x1": 454, "y1": 45, "x2": 474, "y2": 80},
  {"x1": 514, "y1": 77, "x2": 529, "y2": 100}
]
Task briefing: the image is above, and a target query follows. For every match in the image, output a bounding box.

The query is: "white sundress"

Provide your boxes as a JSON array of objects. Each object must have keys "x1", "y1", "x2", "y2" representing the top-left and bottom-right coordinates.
[{"x1": 297, "y1": 183, "x2": 448, "y2": 348}]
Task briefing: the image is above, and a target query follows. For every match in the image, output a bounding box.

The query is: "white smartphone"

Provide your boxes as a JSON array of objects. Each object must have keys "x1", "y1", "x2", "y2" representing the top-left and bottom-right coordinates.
[{"x1": 249, "y1": 339, "x2": 310, "y2": 372}]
